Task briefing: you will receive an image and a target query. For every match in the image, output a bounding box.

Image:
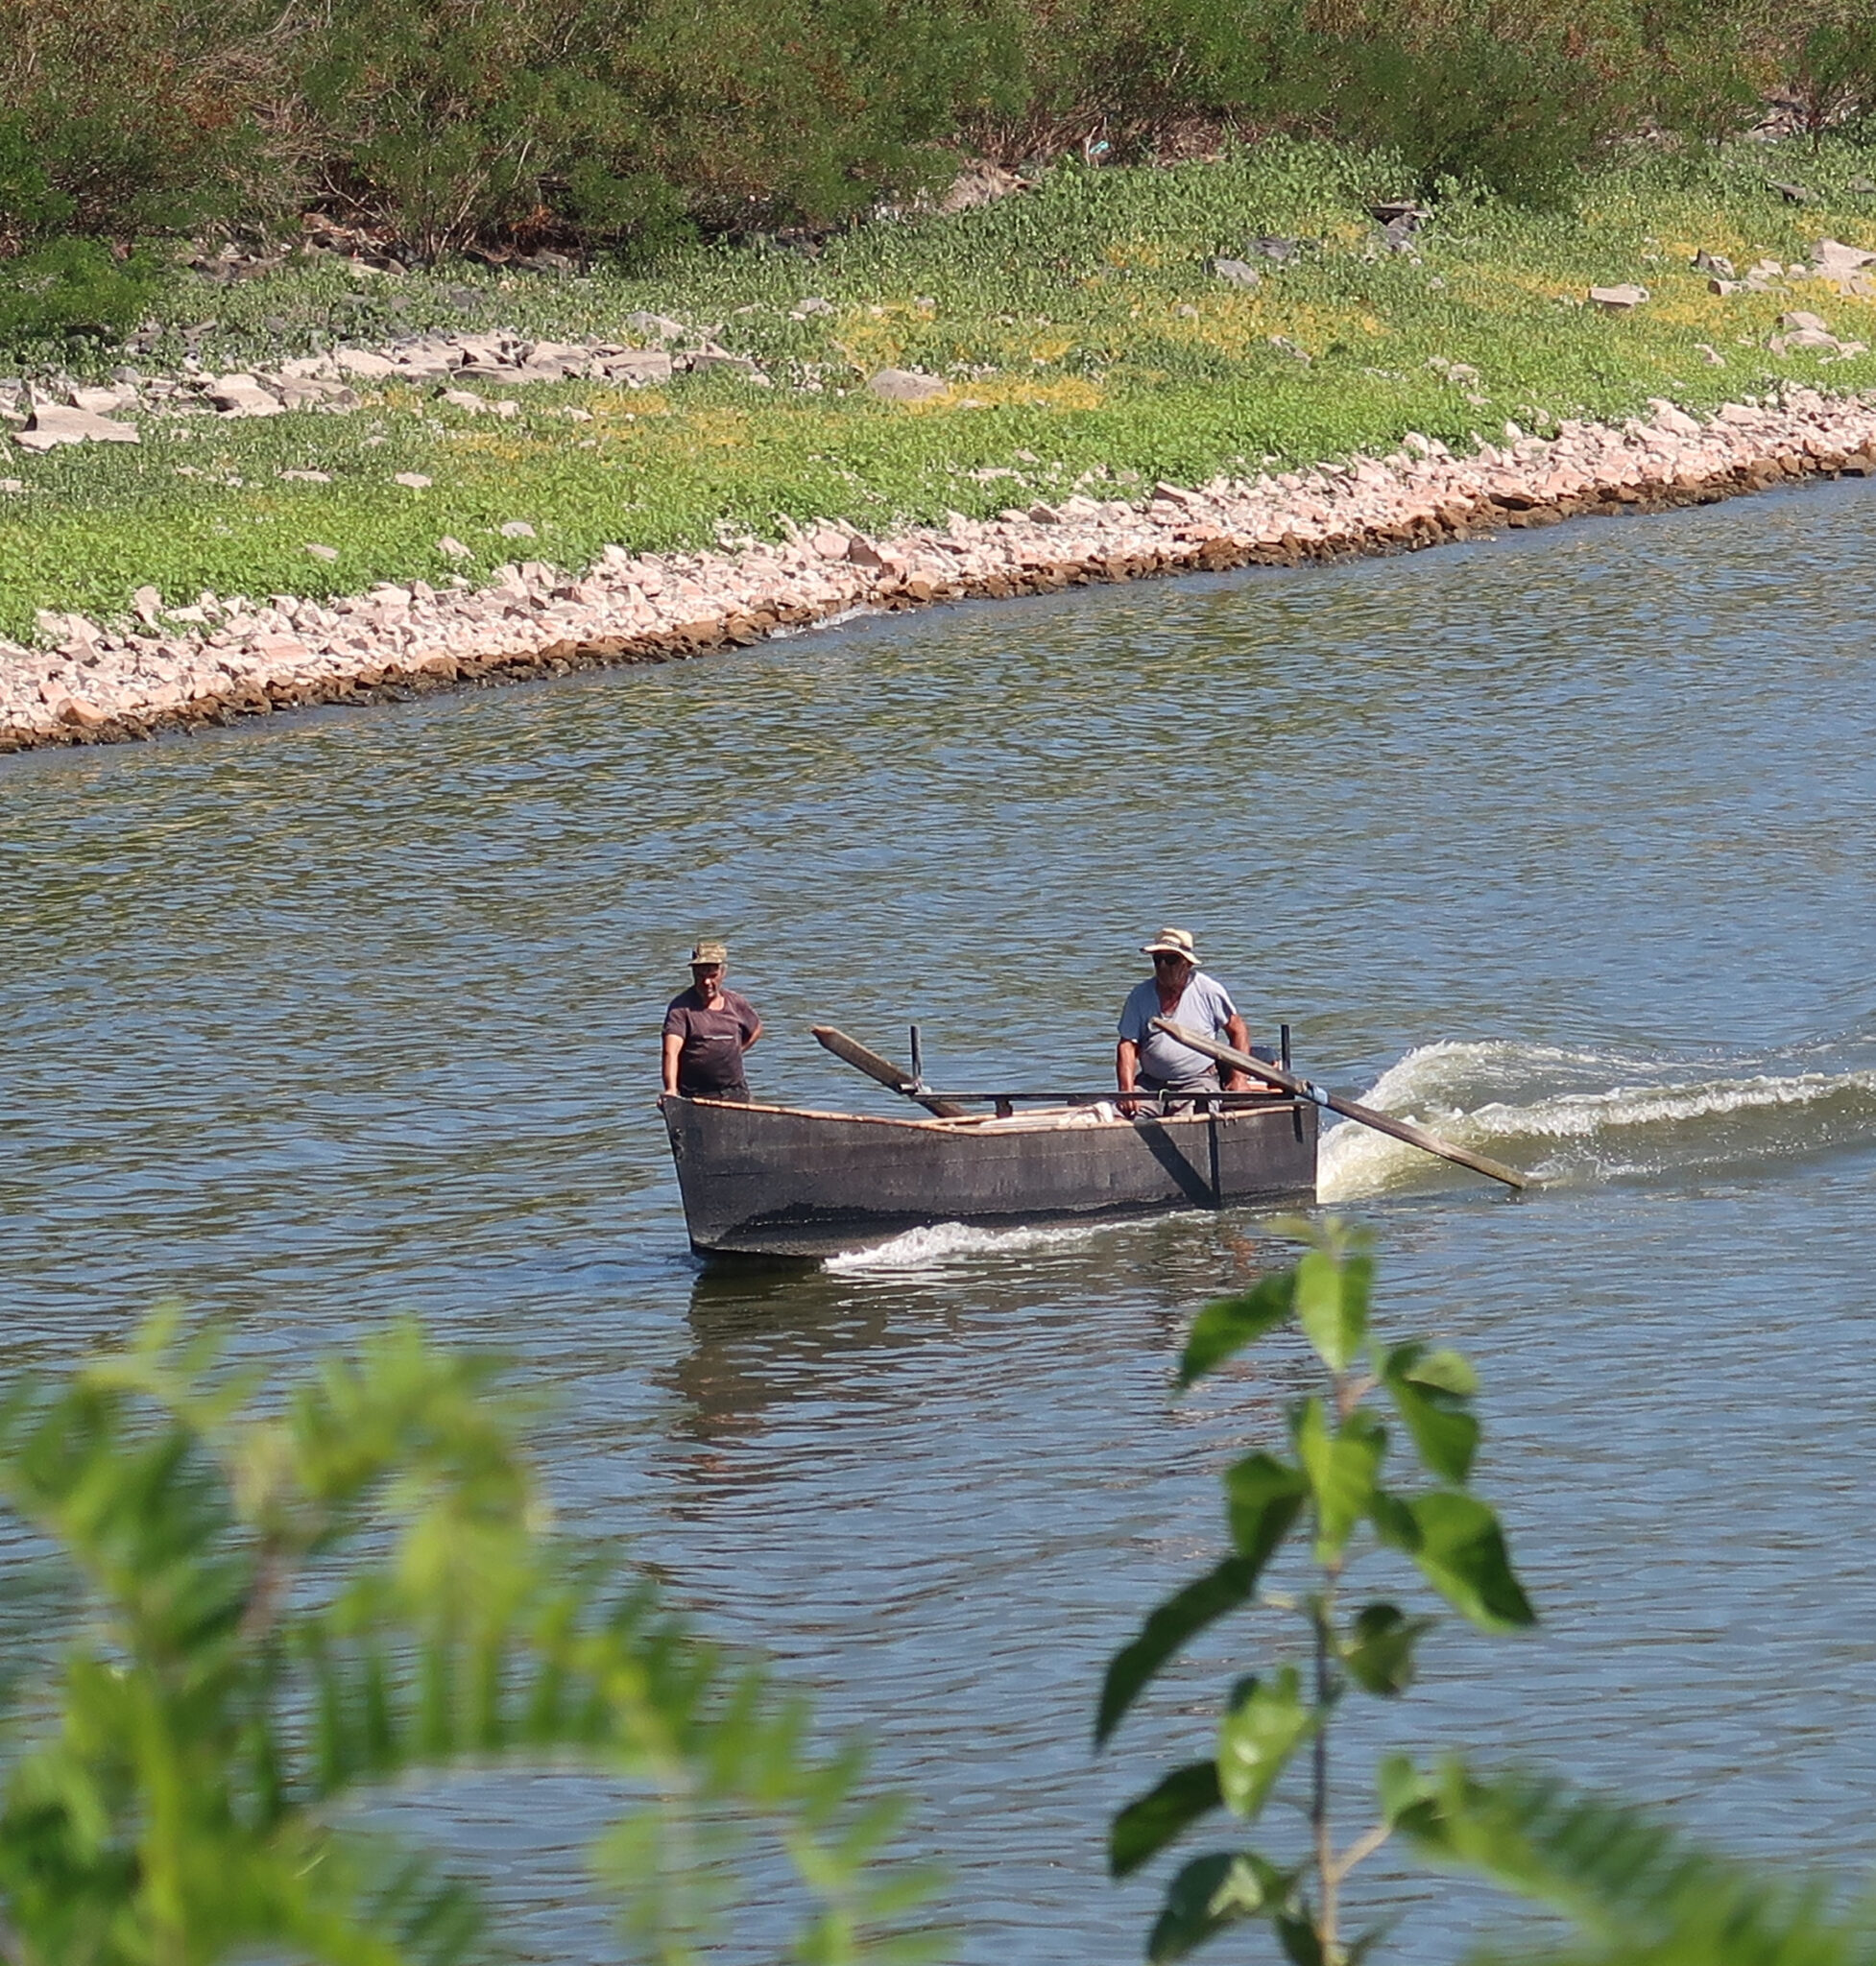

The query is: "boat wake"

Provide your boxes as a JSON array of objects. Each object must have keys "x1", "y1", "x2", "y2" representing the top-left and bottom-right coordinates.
[
  {"x1": 824, "y1": 1216, "x2": 1124, "y2": 1274},
  {"x1": 1319, "y1": 1038, "x2": 1876, "y2": 1200}
]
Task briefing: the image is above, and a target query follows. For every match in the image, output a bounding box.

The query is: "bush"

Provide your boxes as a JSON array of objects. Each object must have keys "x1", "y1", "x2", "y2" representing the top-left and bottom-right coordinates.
[
  {"x1": 0, "y1": 0, "x2": 280, "y2": 247},
  {"x1": 296, "y1": 0, "x2": 1029, "y2": 258},
  {"x1": 1321, "y1": 21, "x2": 1632, "y2": 205},
  {"x1": 0, "y1": 237, "x2": 167, "y2": 347}
]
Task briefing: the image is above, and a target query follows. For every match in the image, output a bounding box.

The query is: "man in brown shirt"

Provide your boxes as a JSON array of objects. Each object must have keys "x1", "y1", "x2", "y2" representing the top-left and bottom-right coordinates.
[{"x1": 661, "y1": 940, "x2": 762, "y2": 1101}]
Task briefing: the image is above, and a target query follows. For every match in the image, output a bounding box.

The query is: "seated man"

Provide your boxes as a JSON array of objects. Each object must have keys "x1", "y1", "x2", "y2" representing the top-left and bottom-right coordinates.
[{"x1": 1116, "y1": 926, "x2": 1270, "y2": 1105}]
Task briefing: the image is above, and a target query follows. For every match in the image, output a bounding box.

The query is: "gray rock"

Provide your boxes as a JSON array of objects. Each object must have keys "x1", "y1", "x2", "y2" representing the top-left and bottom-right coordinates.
[
  {"x1": 1588, "y1": 283, "x2": 1648, "y2": 312},
  {"x1": 688, "y1": 346, "x2": 763, "y2": 378},
  {"x1": 791, "y1": 297, "x2": 836, "y2": 319},
  {"x1": 206, "y1": 375, "x2": 285, "y2": 418},
  {"x1": 623, "y1": 311, "x2": 687, "y2": 341},
  {"x1": 868, "y1": 368, "x2": 948, "y2": 402},
  {"x1": 304, "y1": 543, "x2": 340, "y2": 562},
  {"x1": 1777, "y1": 310, "x2": 1830, "y2": 333},
  {"x1": 440, "y1": 388, "x2": 509, "y2": 416},
  {"x1": 72, "y1": 385, "x2": 137, "y2": 415},
  {"x1": 1247, "y1": 236, "x2": 1303, "y2": 263},
  {"x1": 335, "y1": 349, "x2": 399, "y2": 378},
  {"x1": 1692, "y1": 251, "x2": 1736, "y2": 278},
  {"x1": 498, "y1": 520, "x2": 537, "y2": 539},
  {"x1": 1211, "y1": 258, "x2": 1262, "y2": 289},
  {"x1": 1769, "y1": 326, "x2": 1845, "y2": 354},
  {"x1": 597, "y1": 349, "x2": 673, "y2": 386},
  {"x1": 937, "y1": 162, "x2": 1026, "y2": 214},
  {"x1": 15, "y1": 405, "x2": 140, "y2": 450},
  {"x1": 1812, "y1": 237, "x2": 1876, "y2": 284}
]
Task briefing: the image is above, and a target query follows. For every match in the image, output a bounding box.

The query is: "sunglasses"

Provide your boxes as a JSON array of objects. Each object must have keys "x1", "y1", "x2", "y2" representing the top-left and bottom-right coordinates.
[{"x1": 1152, "y1": 952, "x2": 1189, "y2": 966}]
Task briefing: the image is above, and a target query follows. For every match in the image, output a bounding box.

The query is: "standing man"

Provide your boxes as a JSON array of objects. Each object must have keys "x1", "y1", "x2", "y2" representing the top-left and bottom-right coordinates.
[
  {"x1": 662, "y1": 940, "x2": 762, "y2": 1102},
  {"x1": 1116, "y1": 927, "x2": 1268, "y2": 1104}
]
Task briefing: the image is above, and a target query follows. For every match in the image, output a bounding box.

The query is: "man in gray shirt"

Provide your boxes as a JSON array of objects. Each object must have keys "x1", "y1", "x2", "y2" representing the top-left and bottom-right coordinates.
[{"x1": 1116, "y1": 926, "x2": 1269, "y2": 1103}]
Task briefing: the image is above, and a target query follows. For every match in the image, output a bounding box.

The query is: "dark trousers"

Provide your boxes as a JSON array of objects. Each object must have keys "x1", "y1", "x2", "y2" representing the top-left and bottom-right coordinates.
[
  {"x1": 678, "y1": 1081, "x2": 750, "y2": 1103},
  {"x1": 1136, "y1": 1070, "x2": 1220, "y2": 1114}
]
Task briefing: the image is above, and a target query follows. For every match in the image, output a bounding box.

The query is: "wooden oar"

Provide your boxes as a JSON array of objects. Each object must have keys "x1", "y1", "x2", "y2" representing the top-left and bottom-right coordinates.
[
  {"x1": 812, "y1": 1026, "x2": 969, "y2": 1118},
  {"x1": 1150, "y1": 1018, "x2": 1528, "y2": 1192}
]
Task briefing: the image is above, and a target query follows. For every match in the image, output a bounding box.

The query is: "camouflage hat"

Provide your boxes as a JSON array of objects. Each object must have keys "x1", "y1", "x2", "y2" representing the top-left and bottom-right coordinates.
[{"x1": 689, "y1": 940, "x2": 729, "y2": 967}]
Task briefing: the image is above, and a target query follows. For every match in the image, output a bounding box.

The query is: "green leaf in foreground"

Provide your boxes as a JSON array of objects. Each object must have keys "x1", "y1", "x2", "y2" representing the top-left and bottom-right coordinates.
[
  {"x1": 1177, "y1": 1273, "x2": 1295, "y2": 1390},
  {"x1": 1381, "y1": 1341, "x2": 1481, "y2": 1483},
  {"x1": 1221, "y1": 1451, "x2": 1307, "y2": 1568},
  {"x1": 1293, "y1": 1399, "x2": 1385, "y2": 1563},
  {"x1": 1397, "y1": 1492, "x2": 1536, "y2": 1632},
  {"x1": 1339, "y1": 1602, "x2": 1435, "y2": 1696},
  {"x1": 1294, "y1": 1245, "x2": 1372, "y2": 1375},
  {"x1": 1148, "y1": 1852, "x2": 1294, "y2": 1964},
  {"x1": 1110, "y1": 1761, "x2": 1223, "y2": 1879},
  {"x1": 1216, "y1": 1664, "x2": 1317, "y2": 1821},
  {"x1": 1096, "y1": 1556, "x2": 1258, "y2": 1746},
  {"x1": 1397, "y1": 1762, "x2": 1851, "y2": 1964}
]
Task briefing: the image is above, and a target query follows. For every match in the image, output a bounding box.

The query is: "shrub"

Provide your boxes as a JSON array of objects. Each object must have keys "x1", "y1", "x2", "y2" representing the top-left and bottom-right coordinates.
[
  {"x1": 1317, "y1": 20, "x2": 1633, "y2": 205},
  {"x1": 296, "y1": 0, "x2": 1029, "y2": 257},
  {"x1": 0, "y1": 237, "x2": 167, "y2": 347},
  {"x1": 0, "y1": 0, "x2": 280, "y2": 247}
]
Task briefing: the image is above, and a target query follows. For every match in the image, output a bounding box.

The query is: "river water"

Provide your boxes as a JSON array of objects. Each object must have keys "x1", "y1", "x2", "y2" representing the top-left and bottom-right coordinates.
[{"x1": 6, "y1": 476, "x2": 1876, "y2": 1960}]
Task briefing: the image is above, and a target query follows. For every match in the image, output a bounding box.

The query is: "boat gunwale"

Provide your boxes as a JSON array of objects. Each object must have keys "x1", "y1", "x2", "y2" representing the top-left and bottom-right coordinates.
[{"x1": 672, "y1": 1093, "x2": 1303, "y2": 1134}]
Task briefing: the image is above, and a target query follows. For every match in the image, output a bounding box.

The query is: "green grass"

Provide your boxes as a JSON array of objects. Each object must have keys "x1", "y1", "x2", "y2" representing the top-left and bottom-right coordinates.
[{"x1": 7, "y1": 136, "x2": 1876, "y2": 642}]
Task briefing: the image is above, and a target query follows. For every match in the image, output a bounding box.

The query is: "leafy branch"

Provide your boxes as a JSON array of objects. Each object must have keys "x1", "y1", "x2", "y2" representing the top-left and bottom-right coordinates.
[
  {"x1": 0, "y1": 1309, "x2": 940, "y2": 1966},
  {"x1": 1097, "y1": 1219, "x2": 1536, "y2": 1965}
]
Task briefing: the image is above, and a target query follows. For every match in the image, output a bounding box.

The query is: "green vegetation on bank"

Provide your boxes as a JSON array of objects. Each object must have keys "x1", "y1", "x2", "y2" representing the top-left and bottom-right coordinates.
[
  {"x1": 6, "y1": 142, "x2": 1876, "y2": 641},
  {"x1": 5, "y1": 0, "x2": 1876, "y2": 258}
]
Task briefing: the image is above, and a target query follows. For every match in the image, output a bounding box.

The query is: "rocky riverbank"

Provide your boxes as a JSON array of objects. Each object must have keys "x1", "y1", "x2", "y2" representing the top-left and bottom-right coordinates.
[{"x1": 6, "y1": 383, "x2": 1875, "y2": 754}]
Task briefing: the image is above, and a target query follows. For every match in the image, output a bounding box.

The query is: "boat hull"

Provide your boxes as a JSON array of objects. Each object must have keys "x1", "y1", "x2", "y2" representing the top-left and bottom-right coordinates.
[{"x1": 663, "y1": 1096, "x2": 1318, "y2": 1258}]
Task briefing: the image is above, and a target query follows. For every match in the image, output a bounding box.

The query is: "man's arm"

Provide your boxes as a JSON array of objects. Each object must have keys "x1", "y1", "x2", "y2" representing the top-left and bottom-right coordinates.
[
  {"x1": 1221, "y1": 1012, "x2": 1254, "y2": 1092},
  {"x1": 742, "y1": 1010, "x2": 763, "y2": 1052},
  {"x1": 1116, "y1": 1036, "x2": 1141, "y2": 1093},
  {"x1": 661, "y1": 1030, "x2": 684, "y2": 1096},
  {"x1": 1219, "y1": 1011, "x2": 1283, "y2": 1091}
]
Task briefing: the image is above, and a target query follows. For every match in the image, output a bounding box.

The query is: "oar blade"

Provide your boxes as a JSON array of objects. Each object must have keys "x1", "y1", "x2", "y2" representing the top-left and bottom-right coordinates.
[{"x1": 811, "y1": 1026, "x2": 969, "y2": 1118}]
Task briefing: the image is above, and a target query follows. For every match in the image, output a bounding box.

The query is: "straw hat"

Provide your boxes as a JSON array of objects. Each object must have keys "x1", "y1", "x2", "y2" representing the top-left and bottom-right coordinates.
[
  {"x1": 689, "y1": 940, "x2": 729, "y2": 967},
  {"x1": 1141, "y1": 926, "x2": 1198, "y2": 961}
]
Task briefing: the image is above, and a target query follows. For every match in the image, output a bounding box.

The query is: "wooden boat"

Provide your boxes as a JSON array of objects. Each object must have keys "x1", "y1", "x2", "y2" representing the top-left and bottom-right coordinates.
[{"x1": 661, "y1": 1091, "x2": 1318, "y2": 1259}]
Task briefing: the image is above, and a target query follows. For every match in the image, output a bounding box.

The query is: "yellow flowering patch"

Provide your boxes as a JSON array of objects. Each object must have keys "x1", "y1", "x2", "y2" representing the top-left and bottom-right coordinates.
[
  {"x1": 1104, "y1": 239, "x2": 1173, "y2": 270},
  {"x1": 913, "y1": 374, "x2": 1105, "y2": 413},
  {"x1": 830, "y1": 314, "x2": 912, "y2": 368}
]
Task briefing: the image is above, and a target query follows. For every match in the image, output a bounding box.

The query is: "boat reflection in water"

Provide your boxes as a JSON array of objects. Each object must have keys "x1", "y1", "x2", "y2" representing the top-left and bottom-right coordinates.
[{"x1": 661, "y1": 1090, "x2": 1317, "y2": 1259}]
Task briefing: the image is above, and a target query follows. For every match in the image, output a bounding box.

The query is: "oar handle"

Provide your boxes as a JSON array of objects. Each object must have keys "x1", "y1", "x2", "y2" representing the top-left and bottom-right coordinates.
[{"x1": 1149, "y1": 1019, "x2": 1527, "y2": 1191}]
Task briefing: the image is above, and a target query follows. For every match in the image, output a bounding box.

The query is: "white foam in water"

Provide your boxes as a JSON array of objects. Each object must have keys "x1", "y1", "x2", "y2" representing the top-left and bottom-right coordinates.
[
  {"x1": 1318, "y1": 1039, "x2": 1876, "y2": 1200},
  {"x1": 824, "y1": 1216, "x2": 1119, "y2": 1274}
]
